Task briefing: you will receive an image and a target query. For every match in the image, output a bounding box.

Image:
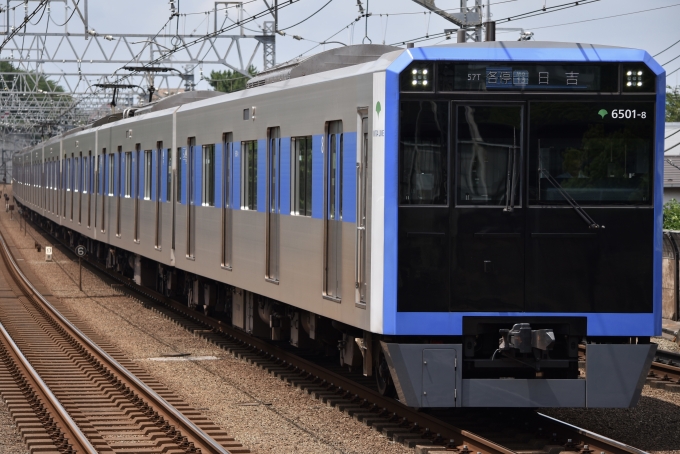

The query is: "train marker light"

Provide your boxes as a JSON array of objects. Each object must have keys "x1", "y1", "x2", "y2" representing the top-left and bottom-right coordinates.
[{"x1": 598, "y1": 109, "x2": 608, "y2": 119}]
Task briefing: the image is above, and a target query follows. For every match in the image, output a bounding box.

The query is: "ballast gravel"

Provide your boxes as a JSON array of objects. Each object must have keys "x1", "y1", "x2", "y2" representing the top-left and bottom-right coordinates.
[
  {"x1": 653, "y1": 337, "x2": 680, "y2": 354},
  {"x1": 0, "y1": 399, "x2": 29, "y2": 454},
  {"x1": 0, "y1": 209, "x2": 411, "y2": 454}
]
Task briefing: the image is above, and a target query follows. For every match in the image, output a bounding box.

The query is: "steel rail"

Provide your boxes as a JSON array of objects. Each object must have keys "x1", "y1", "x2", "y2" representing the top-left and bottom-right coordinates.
[
  {"x1": 0, "y1": 320, "x2": 98, "y2": 454},
  {"x1": 0, "y1": 226, "x2": 231, "y2": 454}
]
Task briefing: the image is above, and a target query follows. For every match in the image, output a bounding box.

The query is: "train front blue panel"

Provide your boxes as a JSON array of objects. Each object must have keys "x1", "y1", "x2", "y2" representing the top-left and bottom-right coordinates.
[{"x1": 383, "y1": 43, "x2": 664, "y2": 337}]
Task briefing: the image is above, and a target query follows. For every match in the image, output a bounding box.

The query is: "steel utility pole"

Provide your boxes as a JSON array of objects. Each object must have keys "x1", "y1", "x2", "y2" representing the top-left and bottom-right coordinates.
[{"x1": 411, "y1": 0, "x2": 495, "y2": 43}]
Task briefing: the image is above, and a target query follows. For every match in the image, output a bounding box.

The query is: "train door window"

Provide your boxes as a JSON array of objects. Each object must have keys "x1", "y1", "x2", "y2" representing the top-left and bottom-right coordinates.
[
  {"x1": 108, "y1": 153, "x2": 115, "y2": 196},
  {"x1": 134, "y1": 144, "x2": 141, "y2": 242},
  {"x1": 116, "y1": 146, "x2": 122, "y2": 237},
  {"x1": 291, "y1": 136, "x2": 312, "y2": 216},
  {"x1": 176, "y1": 147, "x2": 182, "y2": 202},
  {"x1": 186, "y1": 137, "x2": 196, "y2": 258},
  {"x1": 167, "y1": 148, "x2": 173, "y2": 202},
  {"x1": 144, "y1": 150, "x2": 152, "y2": 200},
  {"x1": 124, "y1": 152, "x2": 132, "y2": 197},
  {"x1": 324, "y1": 120, "x2": 343, "y2": 300},
  {"x1": 266, "y1": 127, "x2": 281, "y2": 282},
  {"x1": 241, "y1": 140, "x2": 257, "y2": 210},
  {"x1": 202, "y1": 144, "x2": 215, "y2": 206},
  {"x1": 222, "y1": 133, "x2": 233, "y2": 269},
  {"x1": 155, "y1": 141, "x2": 163, "y2": 249},
  {"x1": 356, "y1": 112, "x2": 369, "y2": 307}
]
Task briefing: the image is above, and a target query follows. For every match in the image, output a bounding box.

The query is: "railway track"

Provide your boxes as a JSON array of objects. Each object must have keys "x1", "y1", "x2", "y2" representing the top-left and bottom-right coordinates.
[
  {"x1": 16, "y1": 209, "x2": 648, "y2": 454},
  {"x1": 0, "y1": 222, "x2": 246, "y2": 453}
]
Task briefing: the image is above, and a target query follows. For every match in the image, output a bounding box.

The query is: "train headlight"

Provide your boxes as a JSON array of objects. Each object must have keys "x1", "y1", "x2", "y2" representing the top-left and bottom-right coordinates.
[
  {"x1": 401, "y1": 63, "x2": 434, "y2": 91},
  {"x1": 623, "y1": 66, "x2": 653, "y2": 92}
]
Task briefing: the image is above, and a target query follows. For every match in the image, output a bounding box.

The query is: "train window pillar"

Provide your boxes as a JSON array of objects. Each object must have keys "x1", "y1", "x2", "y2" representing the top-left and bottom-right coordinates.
[
  {"x1": 291, "y1": 136, "x2": 312, "y2": 217},
  {"x1": 221, "y1": 132, "x2": 233, "y2": 270}
]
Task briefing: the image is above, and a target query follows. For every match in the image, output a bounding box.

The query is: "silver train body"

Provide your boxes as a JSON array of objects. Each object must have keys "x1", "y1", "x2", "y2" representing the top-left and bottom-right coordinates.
[{"x1": 13, "y1": 42, "x2": 662, "y2": 408}]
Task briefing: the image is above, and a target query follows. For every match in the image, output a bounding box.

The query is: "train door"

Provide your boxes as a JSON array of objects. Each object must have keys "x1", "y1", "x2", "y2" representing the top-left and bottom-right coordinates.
[
  {"x1": 324, "y1": 120, "x2": 343, "y2": 300},
  {"x1": 134, "y1": 145, "x2": 141, "y2": 241},
  {"x1": 155, "y1": 141, "x2": 162, "y2": 249},
  {"x1": 116, "y1": 146, "x2": 122, "y2": 237},
  {"x1": 78, "y1": 152, "x2": 83, "y2": 224},
  {"x1": 356, "y1": 112, "x2": 369, "y2": 307},
  {"x1": 186, "y1": 137, "x2": 196, "y2": 258},
  {"x1": 451, "y1": 103, "x2": 525, "y2": 312},
  {"x1": 221, "y1": 133, "x2": 233, "y2": 269},
  {"x1": 266, "y1": 127, "x2": 280, "y2": 282}
]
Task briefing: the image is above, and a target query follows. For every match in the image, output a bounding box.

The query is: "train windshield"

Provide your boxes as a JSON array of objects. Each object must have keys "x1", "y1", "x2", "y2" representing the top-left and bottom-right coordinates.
[{"x1": 528, "y1": 102, "x2": 654, "y2": 205}]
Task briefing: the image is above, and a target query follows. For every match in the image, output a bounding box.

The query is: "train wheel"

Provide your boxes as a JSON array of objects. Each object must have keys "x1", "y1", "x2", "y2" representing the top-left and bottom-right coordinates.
[{"x1": 376, "y1": 352, "x2": 396, "y2": 397}]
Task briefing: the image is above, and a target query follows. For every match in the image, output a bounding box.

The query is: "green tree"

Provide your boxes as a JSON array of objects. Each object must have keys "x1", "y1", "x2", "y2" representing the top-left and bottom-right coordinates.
[
  {"x1": 668, "y1": 85, "x2": 680, "y2": 122},
  {"x1": 208, "y1": 65, "x2": 258, "y2": 93},
  {"x1": 664, "y1": 199, "x2": 680, "y2": 230}
]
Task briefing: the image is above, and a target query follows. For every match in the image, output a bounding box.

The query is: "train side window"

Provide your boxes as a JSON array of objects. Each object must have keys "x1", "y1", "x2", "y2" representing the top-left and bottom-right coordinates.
[
  {"x1": 167, "y1": 148, "x2": 173, "y2": 202},
  {"x1": 241, "y1": 140, "x2": 258, "y2": 210},
  {"x1": 144, "y1": 150, "x2": 152, "y2": 200},
  {"x1": 108, "y1": 153, "x2": 115, "y2": 196},
  {"x1": 399, "y1": 101, "x2": 448, "y2": 205},
  {"x1": 66, "y1": 156, "x2": 71, "y2": 192},
  {"x1": 124, "y1": 152, "x2": 132, "y2": 197},
  {"x1": 291, "y1": 136, "x2": 312, "y2": 216},
  {"x1": 83, "y1": 153, "x2": 89, "y2": 194},
  {"x1": 176, "y1": 147, "x2": 182, "y2": 201},
  {"x1": 202, "y1": 144, "x2": 215, "y2": 206}
]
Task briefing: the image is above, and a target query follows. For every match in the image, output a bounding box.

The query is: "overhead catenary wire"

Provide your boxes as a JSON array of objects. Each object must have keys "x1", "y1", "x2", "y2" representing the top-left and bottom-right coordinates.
[
  {"x1": 0, "y1": 0, "x2": 49, "y2": 52},
  {"x1": 48, "y1": 0, "x2": 80, "y2": 27},
  {"x1": 517, "y1": 3, "x2": 680, "y2": 31},
  {"x1": 278, "y1": 0, "x2": 334, "y2": 31},
  {"x1": 654, "y1": 37, "x2": 680, "y2": 58}
]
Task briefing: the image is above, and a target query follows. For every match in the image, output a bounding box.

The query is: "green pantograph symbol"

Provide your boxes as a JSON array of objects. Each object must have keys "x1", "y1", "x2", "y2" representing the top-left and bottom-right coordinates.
[
  {"x1": 376, "y1": 101, "x2": 381, "y2": 117},
  {"x1": 598, "y1": 109, "x2": 608, "y2": 119}
]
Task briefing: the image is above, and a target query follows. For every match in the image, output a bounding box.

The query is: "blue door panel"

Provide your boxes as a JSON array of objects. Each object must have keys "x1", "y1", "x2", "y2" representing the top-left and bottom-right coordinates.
[
  {"x1": 194, "y1": 145, "x2": 202, "y2": 206},
  {"x1": 312, "y1": 134, "x2": 323, "y2": 219},
  {"x1": 120, "y1": 154, "x2": 126, "y2": 196}
]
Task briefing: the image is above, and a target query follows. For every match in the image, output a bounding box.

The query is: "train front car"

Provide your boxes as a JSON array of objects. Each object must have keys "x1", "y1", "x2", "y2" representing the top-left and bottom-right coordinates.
[{"x1": 378, "y1": 42, "x2": 664, "y2": 408}]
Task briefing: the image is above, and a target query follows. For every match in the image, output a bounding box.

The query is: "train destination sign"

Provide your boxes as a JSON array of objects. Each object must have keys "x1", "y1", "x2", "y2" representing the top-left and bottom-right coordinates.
[{"x1": 438, "y1": 63, "x2": 620, "y2": 92}]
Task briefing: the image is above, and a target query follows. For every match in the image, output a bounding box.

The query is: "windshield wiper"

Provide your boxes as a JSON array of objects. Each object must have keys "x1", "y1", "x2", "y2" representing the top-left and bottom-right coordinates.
[{"x1": 539, "y1": 167, "x2": 603, "y2": 229}]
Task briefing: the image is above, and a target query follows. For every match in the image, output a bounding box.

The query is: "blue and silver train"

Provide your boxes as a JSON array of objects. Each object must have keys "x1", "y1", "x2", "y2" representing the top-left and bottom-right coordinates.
[{"x1": 13, "y1": 41, "x2": 664, "y2": 408}]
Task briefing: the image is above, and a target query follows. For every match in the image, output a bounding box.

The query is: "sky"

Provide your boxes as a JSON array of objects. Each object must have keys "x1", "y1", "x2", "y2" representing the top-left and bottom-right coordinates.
[{"x1": 5, "y1": 0, "x2": 680, "y2": 92}]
